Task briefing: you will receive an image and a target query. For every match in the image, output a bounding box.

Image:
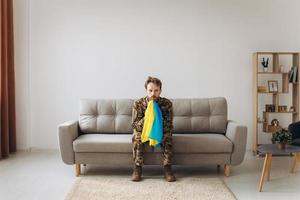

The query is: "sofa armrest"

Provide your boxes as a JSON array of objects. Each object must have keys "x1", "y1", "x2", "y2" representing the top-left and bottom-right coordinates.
[
  {"x1": 226, "y1": 120, "x2": 247, "y2": 165},
  {"x1": 58, "y1": 120, "x2": 79, "y2": 165}
]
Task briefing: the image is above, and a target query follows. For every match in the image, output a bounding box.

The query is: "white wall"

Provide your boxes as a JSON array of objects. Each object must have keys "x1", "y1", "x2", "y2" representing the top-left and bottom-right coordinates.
[
  {"x1": 14, "y1": 0, "x2": 30, "y2": 150},
  {"x1": 14, "y1": 0, "x2": 300, "y2": 150}
]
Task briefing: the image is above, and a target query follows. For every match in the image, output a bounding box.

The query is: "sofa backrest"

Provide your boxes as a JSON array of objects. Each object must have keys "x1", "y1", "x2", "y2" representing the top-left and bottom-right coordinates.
[
  {"x1": 79, "y1": 97, "x2": 227, "y2": 134},
  {"x1": 172, "y1": 98, "x2": 227, "y2": 133}
]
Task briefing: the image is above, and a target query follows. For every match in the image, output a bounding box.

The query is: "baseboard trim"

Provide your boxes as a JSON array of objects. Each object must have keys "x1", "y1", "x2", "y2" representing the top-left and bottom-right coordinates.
[{"x1": 17, "y1": 147, "x2": 59, "y2": 153}]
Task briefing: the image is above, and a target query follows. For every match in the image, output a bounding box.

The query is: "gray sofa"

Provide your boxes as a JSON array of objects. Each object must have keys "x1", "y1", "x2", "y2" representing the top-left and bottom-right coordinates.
[{"x1": 58, "y1": 97, "x2": 247, "y2": 177}]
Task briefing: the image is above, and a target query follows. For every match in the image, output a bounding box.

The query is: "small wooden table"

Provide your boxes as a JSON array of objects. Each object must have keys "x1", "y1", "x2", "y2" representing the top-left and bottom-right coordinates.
[{"x1": 257, "y1": 144, "x2": 300, "y2": 192}]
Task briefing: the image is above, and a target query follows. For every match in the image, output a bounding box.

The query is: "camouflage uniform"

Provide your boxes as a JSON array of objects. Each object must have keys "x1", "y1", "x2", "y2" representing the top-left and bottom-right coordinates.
[{"x1": 132, "y1": 96, "x2": 173, "y2": 166}]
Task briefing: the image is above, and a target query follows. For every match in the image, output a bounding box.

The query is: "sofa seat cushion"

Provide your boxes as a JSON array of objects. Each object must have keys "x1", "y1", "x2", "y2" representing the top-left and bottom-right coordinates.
[
  {"x1": 73, "y1": 134, "x2": 158, "y2": 153},
  {"x1": 172, "y1": 133, "x2": 233, "y2": 153},
  {"x1": 73, "y1": 133, "x2": 233, "y2": 154},
  {"x1": 73, "y1": 134, "x2": 133, "y2": 153}
]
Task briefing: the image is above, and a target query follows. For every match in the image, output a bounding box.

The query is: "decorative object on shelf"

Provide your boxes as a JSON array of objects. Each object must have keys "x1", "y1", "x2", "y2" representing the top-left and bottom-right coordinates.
[
  {"x1": 257, "y1": 117, "x2": 266, "y2": 123},
  {"x1": 265, "y1": 104, "x2": 275, "y2": 112},
  {"x1": 257, "y1": 117, "x2": 265, "y2": 123},
  {"x1": 288, "y1": 66, "x2": 298, "y2": 83},
  {"x1": 258, "y1": 86, "x2": 266, "y2": 92},
  {"x1": 257, "y1": 86, "x2": 267, "y2": 92},
  {"x1": 268, "y1": 80, "x2": 278, "y2": 92},
  {"x1": 289, "y1": 106, "x2": 295, "y2": 112},
  {"x1": 279, "y1": 65, "x2": 285, "y2": 73},
  {"x1": 278, "y1": 105, "x2": 288, "y2": 112},
  {"x1": 257, "y1": 117, "x2": 261, "y2": 123},
  {"x1": 271, "y1": 118, "x2": 279, "y2": 126},
  {"x1": 261, "y1": 57, "x2": 269, "y2": 72},
  {"x1": 267, "y1": 125, "x2": 282, "y2": 133},
  {"x1": 271, "y1": 128, "x2": 292, "y2": 150}
]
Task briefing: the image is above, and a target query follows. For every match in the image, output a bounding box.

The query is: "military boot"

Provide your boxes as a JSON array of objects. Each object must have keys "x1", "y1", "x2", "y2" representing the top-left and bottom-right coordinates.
[
  {"x1": 131, "y1": 165, "x2": 142, "y2": 181},
  {"x1": 164, "y1": 165, "x2": 176, "y2": 182}
]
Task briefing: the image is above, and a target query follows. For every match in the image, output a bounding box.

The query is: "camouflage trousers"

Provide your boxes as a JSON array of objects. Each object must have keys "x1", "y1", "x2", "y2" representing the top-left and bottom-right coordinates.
[{"x1": 132, "y1": 130, "x2": 173, "y2": 166}]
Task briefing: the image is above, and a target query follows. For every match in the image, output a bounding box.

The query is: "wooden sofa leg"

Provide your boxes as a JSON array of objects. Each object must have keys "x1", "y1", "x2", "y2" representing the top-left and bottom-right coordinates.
[
  {"x1": 75, "y1": 164, "x2": 81, "y2": 177},
  {"x1": 224, "y1": 164, "x2": 230, "y2": 177}
]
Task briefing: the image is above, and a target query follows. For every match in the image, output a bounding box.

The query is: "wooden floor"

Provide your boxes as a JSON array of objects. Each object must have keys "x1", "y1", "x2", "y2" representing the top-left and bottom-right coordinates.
[{"x1": 1, "y1": 150, "x2": 300, "y2": 200}]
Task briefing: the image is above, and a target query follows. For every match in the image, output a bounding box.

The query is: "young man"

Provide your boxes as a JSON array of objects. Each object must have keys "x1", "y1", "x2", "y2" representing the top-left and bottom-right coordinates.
[{"x1": 131, "y1": 76, "x2": 176, "y2": 182}]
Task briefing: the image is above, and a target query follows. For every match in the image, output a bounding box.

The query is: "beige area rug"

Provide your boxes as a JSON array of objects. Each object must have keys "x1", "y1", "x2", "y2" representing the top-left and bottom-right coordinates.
[{"x1": 65, "y1": 176, "x2": 236, "y2": 200}]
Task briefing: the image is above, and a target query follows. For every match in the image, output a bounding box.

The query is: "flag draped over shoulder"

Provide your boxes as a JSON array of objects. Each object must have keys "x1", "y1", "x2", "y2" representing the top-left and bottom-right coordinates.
[{"x1": 141, "y1": 100, "x2": 163, "y2": 147}]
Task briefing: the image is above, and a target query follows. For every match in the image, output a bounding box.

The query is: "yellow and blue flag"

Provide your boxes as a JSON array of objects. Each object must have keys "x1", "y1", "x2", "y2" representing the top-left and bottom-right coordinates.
[{"x1": 141, "y1": 100, "x2": 163, "y2": 147}]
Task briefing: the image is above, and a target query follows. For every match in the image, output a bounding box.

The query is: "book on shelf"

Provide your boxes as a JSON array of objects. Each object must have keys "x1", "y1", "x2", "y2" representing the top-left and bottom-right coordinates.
[
  {"x1": 289, "y1": 66, "x2": 298, "y2": 83},
  {"x1": 293, "y1": 66, "x2": 298, "y2": 82}
]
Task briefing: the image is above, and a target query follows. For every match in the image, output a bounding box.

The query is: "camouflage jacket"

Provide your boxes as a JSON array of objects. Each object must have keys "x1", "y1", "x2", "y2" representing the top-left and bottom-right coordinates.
[{"x1": 132, "y1": 96, "x2": 173, "y2": 134}]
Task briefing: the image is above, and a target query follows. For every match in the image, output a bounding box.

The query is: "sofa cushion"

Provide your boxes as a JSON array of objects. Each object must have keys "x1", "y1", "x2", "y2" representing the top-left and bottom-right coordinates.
[
  {"x1": 73, "y1": 133, "x2": 232, "y2": 154},
  {"x1": 79, "y1": 99, "x2": 134, "y2": 134},
  {"x1": 73, "y1": 134, "x2": 133, "y2": 153},
  {"x1": 172, "y1": 98, "x2": 227, "y2": 134},
  {"x1": 172, "y1": 133, "x2": 232, "y2": 153},
  {"x1": 78, "y1": 97, "x2": 228, "y2": 134},
  {"x1": 73, "y1": 134, "x2": 156, "y2": 153}
]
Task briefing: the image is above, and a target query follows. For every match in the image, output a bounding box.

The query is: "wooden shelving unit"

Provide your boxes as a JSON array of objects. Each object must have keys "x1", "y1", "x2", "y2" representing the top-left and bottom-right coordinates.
[{"x1": 253, "y1": 52, "x2": 300, "y2": 155}]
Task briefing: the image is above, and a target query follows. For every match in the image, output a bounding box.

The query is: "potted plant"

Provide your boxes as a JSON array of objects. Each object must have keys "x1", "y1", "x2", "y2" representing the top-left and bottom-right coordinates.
[{"x1": 271, "y1": 128, "x2": 292, "y2": 149}]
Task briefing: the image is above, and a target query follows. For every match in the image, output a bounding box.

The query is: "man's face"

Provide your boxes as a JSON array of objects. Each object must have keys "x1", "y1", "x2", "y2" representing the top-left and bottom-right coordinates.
[{"x1": 146, "y1": 82, "x2": 161, "y2": 100}]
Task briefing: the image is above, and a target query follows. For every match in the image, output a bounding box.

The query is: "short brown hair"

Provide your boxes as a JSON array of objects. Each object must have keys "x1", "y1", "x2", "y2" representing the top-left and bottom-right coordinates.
[{"x1": 144, "y1": 76, "x2": 162, "y2": 89}]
